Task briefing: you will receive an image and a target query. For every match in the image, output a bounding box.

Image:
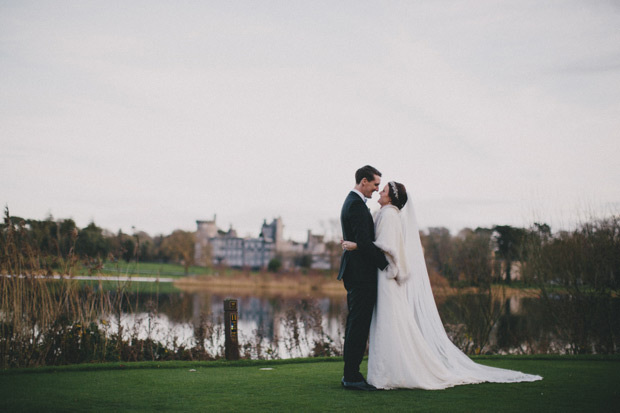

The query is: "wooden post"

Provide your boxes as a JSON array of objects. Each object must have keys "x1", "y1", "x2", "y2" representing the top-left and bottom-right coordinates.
[{"x1": 224, "y1": 298, "x2": 239, "y2": 360}]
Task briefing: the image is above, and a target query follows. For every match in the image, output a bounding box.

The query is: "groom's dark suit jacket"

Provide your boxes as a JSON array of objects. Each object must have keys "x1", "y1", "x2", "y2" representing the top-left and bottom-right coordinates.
[{"x1": 338, "y1": 191, "x2": 389, "y2": 285}]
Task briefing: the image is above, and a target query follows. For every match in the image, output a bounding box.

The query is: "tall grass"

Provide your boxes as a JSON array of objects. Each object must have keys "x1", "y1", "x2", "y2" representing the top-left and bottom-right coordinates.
[
  {"x1": 1, "y1": 208, "x2": 110, "y2": 366},
  {"x1": 1, "y1": 209, "x2": 343, "y2": 367},
  {"x1": 0, "y1": 209, "x2": 198, "y2": 367}
]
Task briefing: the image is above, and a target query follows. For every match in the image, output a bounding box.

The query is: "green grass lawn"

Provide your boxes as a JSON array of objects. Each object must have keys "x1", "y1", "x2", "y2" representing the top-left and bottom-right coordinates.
[
  {"x1": 79, "y1": 261, "x2": 212, "y2": 278},
  {"x1": 74, "y1": 260, "x2": 208, "y2": 293},
  {"x1": 78, "y1": 278, "x2": 182, "y2": 294},
  {"x1": 1, "y1": 356, "x2": 618, "y2": 412}
]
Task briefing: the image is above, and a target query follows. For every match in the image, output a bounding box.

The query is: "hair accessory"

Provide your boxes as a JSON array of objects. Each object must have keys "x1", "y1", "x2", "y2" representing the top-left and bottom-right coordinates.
[{"x1": 389, "y1": 181, "x2": 399, "y2": 200}]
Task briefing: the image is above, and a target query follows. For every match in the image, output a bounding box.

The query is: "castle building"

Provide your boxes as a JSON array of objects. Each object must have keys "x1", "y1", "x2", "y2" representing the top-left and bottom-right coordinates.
[
  {"x1": 194, "y1": 215, "x2": 330, "y2": 270},
  {"x1": 194, "y1": 216, "x2": 282, "y2": 269}
]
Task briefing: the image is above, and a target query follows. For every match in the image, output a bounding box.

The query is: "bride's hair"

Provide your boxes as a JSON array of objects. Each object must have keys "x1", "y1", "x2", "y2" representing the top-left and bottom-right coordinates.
[{"x1": 388, "y1": 181, "x2": 408, "y2": 210}]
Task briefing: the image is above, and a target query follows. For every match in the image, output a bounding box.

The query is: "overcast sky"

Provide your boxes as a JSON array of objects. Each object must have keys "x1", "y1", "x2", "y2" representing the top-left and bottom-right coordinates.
[{"x1": 2, "y1": 1, "x2": 619, "y2": 241}]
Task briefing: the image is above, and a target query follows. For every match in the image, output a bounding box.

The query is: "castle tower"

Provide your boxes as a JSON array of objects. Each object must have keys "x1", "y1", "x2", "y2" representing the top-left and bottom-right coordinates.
[
  {"x1": 274, "y1": 217, "x2": 284, "y2": 252},
  {"x1": 195, "y1": 215, "x2": 218, "y2": 266}
]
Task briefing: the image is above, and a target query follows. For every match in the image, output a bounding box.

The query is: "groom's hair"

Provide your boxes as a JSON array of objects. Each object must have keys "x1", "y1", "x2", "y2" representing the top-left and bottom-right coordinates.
[{"x1": 355, "y1": 165, "x2": 382, "y2": 184}]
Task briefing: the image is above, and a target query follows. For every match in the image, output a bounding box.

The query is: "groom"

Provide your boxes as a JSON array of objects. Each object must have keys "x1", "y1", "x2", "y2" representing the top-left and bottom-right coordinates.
[{"x1": 338, "y1": 165, "x2": 389, "y2": 391}]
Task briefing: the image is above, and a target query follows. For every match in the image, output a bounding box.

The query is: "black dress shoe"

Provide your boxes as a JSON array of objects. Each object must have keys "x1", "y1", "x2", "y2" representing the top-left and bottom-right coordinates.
[{"x1": 341, "y1": 377, "x2": 378, "y2": 391}]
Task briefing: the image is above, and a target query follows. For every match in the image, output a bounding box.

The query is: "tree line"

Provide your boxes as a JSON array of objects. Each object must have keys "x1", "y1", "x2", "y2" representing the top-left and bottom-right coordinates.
[
  {"x1": 0, "y1": 209, "x2": 195, "y2": 274},
  {"x1": 2, "y1": 208, "x2": 618, "y2": 291},
  {"x1": 420, "y1": 217, "x2": 619, "y2": 291}
]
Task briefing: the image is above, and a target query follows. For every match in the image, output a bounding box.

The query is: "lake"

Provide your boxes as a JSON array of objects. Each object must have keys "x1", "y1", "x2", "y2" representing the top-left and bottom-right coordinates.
[{"x1": 104, "y1": 283, "x2": 619, "y2": 358}]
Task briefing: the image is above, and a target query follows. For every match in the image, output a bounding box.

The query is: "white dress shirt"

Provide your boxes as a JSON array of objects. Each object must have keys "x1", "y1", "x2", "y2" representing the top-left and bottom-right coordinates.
[{"x1": 352, "y1": 189, "x2": 366, "y2": 203}]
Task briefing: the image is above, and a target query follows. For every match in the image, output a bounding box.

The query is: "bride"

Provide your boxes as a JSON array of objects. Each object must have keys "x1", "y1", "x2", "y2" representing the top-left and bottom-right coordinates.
[{"x1": 342, "y1": 182, "x2": 542, "y2": 390}]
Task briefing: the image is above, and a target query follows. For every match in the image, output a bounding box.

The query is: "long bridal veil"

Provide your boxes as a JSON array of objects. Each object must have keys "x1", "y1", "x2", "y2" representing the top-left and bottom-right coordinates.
[{"x1": 400, "y1": 200, "x2": 542, "y2": 383}]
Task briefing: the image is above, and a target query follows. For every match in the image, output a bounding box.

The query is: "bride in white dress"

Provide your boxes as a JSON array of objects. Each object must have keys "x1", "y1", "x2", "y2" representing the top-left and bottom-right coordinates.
[{"x1": 342, "y1": 182, "x2": 542, "y2": 390}]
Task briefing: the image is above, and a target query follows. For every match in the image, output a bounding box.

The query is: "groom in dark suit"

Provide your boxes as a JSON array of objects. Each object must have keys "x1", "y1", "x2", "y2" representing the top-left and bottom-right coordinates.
[{"x1": 338, "y1": 165, "x2": 389, "y2": 391}]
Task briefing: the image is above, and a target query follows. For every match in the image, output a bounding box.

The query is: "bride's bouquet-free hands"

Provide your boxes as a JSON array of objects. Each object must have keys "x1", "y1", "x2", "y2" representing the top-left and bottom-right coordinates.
[
  {"x1": 342, "y1": 240, "x2": 408, "y2": 285},
  {"x1": 341, "y1": 240, "x2": 357, "y2": 251}
]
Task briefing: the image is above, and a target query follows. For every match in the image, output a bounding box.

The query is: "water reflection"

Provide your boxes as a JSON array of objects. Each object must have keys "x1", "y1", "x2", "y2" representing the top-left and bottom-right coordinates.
[
  {"x1": 108, "y1": 289, "x2": 618, "y2": 358},
  {"x1": 107, "y1": 291, "x2": 347, "y2": 358}
]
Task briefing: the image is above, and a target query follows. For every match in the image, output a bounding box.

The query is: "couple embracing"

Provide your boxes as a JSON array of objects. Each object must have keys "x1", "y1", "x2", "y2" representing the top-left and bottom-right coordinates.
[{"x1": 338, "y1": 165, "x2": 542, "y2": 391}]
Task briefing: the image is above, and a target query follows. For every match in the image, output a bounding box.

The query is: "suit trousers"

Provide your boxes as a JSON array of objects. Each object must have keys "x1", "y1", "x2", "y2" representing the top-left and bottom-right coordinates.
[{"x1": 343, "y1": 281, "x2": 377, "y2": 382}]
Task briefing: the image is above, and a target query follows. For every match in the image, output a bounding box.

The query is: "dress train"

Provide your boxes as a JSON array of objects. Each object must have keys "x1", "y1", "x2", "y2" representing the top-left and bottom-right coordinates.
[{"x1": 367, "y1": 203, "x2": 542, "y2": 390}]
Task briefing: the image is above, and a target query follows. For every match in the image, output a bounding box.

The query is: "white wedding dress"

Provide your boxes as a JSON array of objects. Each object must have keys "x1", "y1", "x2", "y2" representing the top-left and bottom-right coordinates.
[{"x1": 367, "y1": 203, "x2": 542, "y2": 390}]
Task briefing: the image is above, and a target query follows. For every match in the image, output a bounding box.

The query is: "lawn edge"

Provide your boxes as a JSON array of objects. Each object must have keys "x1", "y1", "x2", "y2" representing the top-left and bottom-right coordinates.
[{"x1": 2, "y1": 354, "x2": 618, "y2": 375}]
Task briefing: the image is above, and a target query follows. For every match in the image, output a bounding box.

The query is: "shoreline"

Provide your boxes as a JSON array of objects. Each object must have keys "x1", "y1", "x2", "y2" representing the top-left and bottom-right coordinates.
[
  {"x1": 173, "y1": 273, "x2": 541, "y2": 300},
  {"x1": 1, "y1": 274, "x2": 176, "y2": 283},
  {"x1": 2, "y1": 273, "x2": 542, "y2": 300},
  {"x1": 173, "y1": 273, "x2": 346, "y2": 298}
]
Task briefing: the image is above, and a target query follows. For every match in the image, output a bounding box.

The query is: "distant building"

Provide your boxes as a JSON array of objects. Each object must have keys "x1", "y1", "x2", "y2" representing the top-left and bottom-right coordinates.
[
  {"x1": 260, "y1": 217, "x2": 284, "y2": 250},
  {"x1": 305, "y1": 230, "x2": 330, "y2": 270},
  {"x1": 209, "y1": 231, "x2": 274, "y2": 269},
  {"x1": 194, "y1": 216, "x2": 219, "y2": 267},
  {"x1": 194, "y1": 215, "x2": 330, "y2": 270}
]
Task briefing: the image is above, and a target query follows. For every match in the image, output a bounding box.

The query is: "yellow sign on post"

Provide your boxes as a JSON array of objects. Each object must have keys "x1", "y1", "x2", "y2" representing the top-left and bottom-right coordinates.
[{"x1": 224, "y1": 299, "x2": 239, "y2": 360}]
